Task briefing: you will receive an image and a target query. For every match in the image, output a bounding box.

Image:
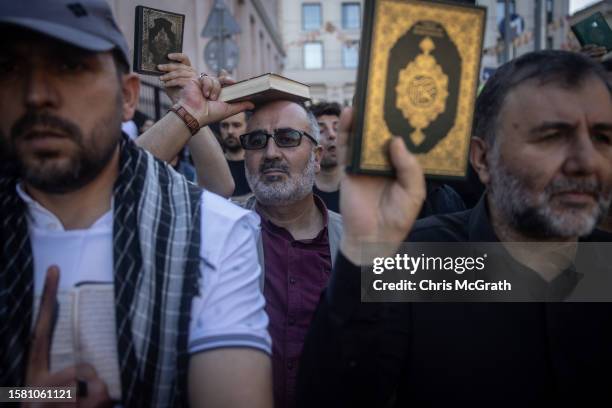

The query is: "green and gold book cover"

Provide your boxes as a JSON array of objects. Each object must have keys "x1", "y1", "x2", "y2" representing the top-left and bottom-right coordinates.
[
  {"x1": 571, "y1": 11, "x2": 612, "y2": 51},
  {"x1": 349, "y1": 0, "x2": 486, "y2": 178}
]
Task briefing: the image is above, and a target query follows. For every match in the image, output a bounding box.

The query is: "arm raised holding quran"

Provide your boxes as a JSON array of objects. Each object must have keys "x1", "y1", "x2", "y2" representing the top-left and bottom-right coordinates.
[
  {"x1": 136, "y1": 53, "x2": 252, "y2": 197},
  {"x1": 295, "y1": 107, "x2": 426, "y2": 407},
  {"x1": 337, "y1": 106, "x2": 426, "y2": 265}
]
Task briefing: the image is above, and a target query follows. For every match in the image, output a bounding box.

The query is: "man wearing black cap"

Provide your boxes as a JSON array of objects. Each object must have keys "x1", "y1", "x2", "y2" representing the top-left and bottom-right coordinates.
[{"x1": 0, "y1": 1, "x2": 271, "y2": 407}]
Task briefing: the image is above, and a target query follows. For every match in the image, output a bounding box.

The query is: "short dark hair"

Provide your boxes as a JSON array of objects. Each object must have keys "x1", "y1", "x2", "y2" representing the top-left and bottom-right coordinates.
[
  {"x1": 474, "y1": 50, "x2": 612, "y2": 144},
  {"x1": 310, "y1": 101, "x2": 341, "y2": 119},
  {"x1": 223, "y1": 110, "x2": 252, "y2": 124}
]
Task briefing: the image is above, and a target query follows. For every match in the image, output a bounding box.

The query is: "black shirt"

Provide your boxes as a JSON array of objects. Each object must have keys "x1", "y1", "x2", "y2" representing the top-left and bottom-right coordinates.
[
  {"x1": 297, "y1": 196, "x2": 612, "y2": 407},
  {"x1": 313, "y1": 181, "x2": 466, "y2": 216},
  {"x1": 227, "y1": 159, "x2": 251, "y2": 197},
  {"x1": 439, "y1": 162, "x2": 485, "y2": 209},
  {"x1": 313, "y1": 185, "x2": 340, "y2": 213},
  {"x1": 419, "y1": 181, "x2": 466, "y2": 218}
]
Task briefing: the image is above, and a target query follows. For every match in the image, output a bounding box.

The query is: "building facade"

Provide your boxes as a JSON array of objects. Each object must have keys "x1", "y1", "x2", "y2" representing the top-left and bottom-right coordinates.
[
  {"x1": 107, "y1": 0, "x2": 284, "y2": 118},
  {"x1": 479, "y1": 0, "x2": 571, "y2": 79},
  {"x1": 279, "y1": 0, "x2": 363, "y2": 105},
  {"x1": 106, "y1": 0, "x2": 573, "y2": 111},
  {"x1": 279, "y1": 0, "x2": 571, "y2": 105}
]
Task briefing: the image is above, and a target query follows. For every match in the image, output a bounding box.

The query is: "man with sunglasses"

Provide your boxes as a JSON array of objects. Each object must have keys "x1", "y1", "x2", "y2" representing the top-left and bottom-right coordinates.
[
  {"x1": 134, "y1": 64, "x2": 342, "y2": 408},
  {"x1": 240, "y1": 100, "x2": 343, "y2": 408}
]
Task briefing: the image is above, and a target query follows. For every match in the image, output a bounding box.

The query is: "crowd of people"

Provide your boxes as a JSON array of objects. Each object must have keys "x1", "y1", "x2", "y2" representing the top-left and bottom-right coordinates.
[{"x1": 1, "y1": 0, "x2": 612, "y2": 407}]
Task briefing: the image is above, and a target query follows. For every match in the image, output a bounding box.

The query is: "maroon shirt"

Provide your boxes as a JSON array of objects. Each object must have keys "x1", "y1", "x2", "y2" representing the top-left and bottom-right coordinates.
[{"x1": 258, "y1": 196, "x2": 332, "y2": 408}]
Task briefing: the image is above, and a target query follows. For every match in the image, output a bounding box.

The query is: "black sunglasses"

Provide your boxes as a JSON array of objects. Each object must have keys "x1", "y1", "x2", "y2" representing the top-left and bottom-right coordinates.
[{"x1": 239, "y1": 128, "x2": 318, "y2": 150}]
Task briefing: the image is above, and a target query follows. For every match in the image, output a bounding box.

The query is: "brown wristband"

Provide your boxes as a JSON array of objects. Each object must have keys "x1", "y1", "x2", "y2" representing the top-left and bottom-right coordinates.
[{"x1": 168, "y1": 104, "x2": 200, "y2": 136}]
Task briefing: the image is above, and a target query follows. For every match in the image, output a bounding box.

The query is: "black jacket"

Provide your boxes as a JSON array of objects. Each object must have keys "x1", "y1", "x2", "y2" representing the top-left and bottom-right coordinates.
[{"x1": 297, "y1": 196, "x2": 612, "y2": 407}]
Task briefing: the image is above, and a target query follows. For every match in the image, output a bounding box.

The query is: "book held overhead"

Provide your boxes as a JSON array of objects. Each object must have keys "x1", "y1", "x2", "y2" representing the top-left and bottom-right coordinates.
[{"x1": 349, "y1": 0, "x2": 486, "y2": 179}]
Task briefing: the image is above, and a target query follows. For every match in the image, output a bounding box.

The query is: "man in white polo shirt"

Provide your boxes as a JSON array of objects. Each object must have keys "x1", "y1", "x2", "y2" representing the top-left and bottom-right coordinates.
[{"x1": 0, "y1": 1, "x2": 271, "y2": 407}]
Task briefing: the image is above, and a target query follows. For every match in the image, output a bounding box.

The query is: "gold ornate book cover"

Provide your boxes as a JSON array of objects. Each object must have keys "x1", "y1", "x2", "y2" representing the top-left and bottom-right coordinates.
[{"x1": 349, "y1": 0, "x2": 486, "y2": 178}]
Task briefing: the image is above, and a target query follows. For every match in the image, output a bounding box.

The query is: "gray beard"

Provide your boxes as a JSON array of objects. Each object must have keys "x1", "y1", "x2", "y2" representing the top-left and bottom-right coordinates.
[
  {"x1": 246, "y1": 152, "x2": 317, "y2": 206},
  {"x1": 488, "y1": 148, "x2": 610, "y2": 239}
]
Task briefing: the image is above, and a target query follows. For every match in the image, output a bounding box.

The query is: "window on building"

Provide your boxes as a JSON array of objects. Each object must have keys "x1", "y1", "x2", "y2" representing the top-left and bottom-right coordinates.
[
  {"x1": 342, "y1": 41, "x2": 359, "y2": 68},
  {"x1": 546, "y1": 0, "x2": 554, "y2": 24},
  {"x1": 304, "y1": 42, "x2": 323, "y2": 69},
  {"x1": 302, "y1": 3, "x2": 322, "y2": 31},
  {"x1": 342, "y1": 3, "x2": 361, "y2": 29}
]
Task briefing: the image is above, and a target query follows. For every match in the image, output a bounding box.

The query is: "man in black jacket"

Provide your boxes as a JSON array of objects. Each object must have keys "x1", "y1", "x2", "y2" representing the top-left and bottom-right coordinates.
[{"x1": 297, "y1": 50, "x2": 612, "y2": 407}]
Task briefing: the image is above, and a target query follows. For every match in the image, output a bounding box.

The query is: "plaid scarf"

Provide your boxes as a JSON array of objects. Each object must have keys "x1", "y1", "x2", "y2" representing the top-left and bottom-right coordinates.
[{"x1": 0, "y1": 136, "x2": 202, "y2": 407}]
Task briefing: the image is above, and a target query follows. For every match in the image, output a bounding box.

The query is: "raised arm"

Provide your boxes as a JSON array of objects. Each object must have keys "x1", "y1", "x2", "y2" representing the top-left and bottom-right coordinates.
[
  {"x1": 135, "y1": 109, "x2": 192, "y2": 161},
  {"x1": 136, "y1": 53, "x2": 251, "y2": 197},
  {"x1": 188, "y1": 193, "x2": 272, "y2": 407},
  {"x1": 189, "y1": 349, "x2": 272, "y2": 408},
  {"x1": 189, "y1": 126, "x2": 234, "y2": 197},
  {"x1": 336, "y1": 106, "x2": 426, "y2": 264},
  {"x1": 296, "y1": 107, "x2": 426, "y2": 406}
]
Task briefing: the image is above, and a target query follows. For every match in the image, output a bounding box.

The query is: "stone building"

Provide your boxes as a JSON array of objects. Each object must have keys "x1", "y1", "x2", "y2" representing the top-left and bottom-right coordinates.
[
  {"x1": 107, "y1": 0, "x2": 284, "y2": 118},
  {"x1": 279, "y1": 0, "x2": 363, "y2": 104}
]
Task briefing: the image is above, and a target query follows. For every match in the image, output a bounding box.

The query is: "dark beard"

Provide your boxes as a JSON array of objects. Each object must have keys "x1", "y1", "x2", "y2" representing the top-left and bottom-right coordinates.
[
  {"x1": 7, "y1": 107, "x2": 122, "y2": 194},
  {"x1": 320, "y1": 157, "x2": 338, "y2": 170},
  {"x1": 223, "y1": 137, "x2": 243, "y2": 153},
  {"x1": 0, "y1": 134, "x2": 19, "y2": 178}
]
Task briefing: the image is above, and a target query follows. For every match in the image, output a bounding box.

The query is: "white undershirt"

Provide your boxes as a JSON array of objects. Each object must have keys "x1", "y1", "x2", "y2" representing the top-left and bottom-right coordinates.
[
  {"x1": 121, "y1": 121, "x2": 138, "y2": 141},
  {"x1": 18, "y1": 184, "x2": 271, "y2": 363}
]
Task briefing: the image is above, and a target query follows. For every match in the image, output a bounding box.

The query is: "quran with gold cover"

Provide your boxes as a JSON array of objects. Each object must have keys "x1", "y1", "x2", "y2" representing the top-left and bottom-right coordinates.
[{"x1": 348, "y1": 0, "x2": 486, "y2": 178}]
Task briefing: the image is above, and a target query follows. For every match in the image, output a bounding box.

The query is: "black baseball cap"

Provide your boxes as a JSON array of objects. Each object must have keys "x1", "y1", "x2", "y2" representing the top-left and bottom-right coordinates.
[{"x1": 0, "y1": 0, "x2": 130, "y2": 67}]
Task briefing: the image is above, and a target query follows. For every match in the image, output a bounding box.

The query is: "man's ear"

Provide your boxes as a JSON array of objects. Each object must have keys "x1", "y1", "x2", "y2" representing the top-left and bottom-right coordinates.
[
  {"x1": 121, "y1": 73, "x2": 140, "y2": 122},
  {"x1": 470, "y1": 136, "x2": 492, "y2": 186}
]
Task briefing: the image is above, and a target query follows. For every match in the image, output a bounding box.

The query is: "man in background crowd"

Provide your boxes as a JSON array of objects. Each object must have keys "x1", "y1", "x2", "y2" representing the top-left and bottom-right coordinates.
[
  {"x1": 310, "y1": 102, "x2": 343, "y2": 212},
  {"x1": 220, "y1": 111, "x2": 253, "y2": 202}
]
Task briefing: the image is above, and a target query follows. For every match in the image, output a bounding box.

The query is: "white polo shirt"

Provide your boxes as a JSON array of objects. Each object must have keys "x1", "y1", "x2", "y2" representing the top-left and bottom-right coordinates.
[{"x1": 19, "y1": 184, "x2": 271, "y2": 366}]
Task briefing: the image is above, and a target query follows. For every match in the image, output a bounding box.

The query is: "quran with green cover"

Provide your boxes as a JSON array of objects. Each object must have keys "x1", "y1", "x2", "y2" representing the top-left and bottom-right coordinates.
[
  {"x1": 348, "y1": 0, "x2": 486, "y2": 178},
  {"x1": 571, "y1": 11, "x2": 612, "y2": 51}
]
